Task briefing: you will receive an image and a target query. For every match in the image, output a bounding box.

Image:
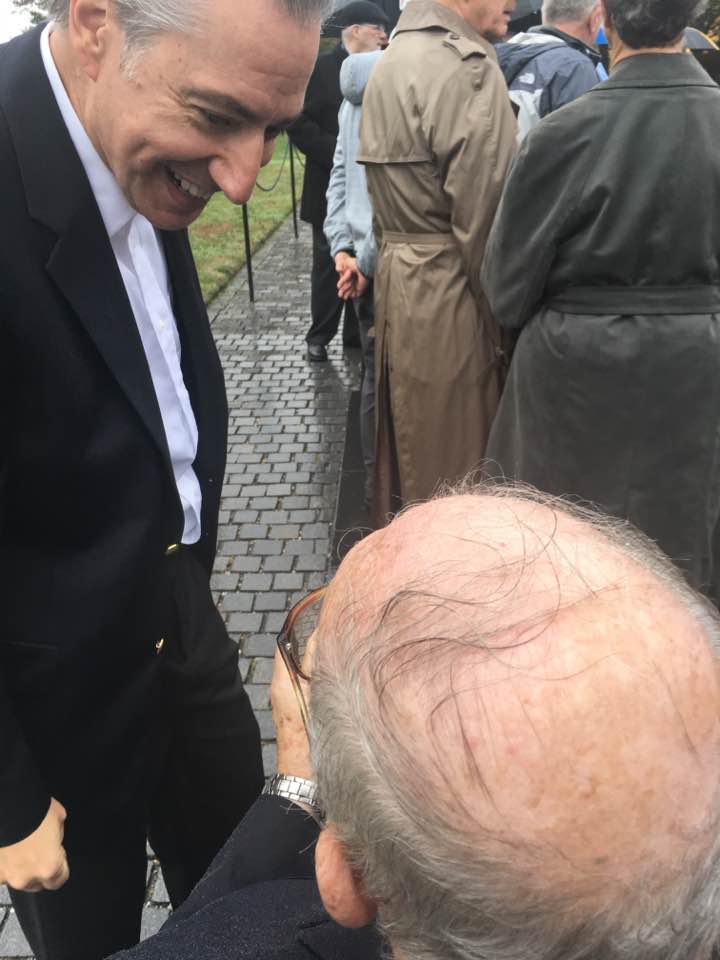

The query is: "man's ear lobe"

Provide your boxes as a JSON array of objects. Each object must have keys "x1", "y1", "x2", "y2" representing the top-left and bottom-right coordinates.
[
  {"x1": 68, "y1": 0, "x2": 112, "y2": 80},
  {"x1": 315, "y1": 828, "x2": 377, "y2": 929}
]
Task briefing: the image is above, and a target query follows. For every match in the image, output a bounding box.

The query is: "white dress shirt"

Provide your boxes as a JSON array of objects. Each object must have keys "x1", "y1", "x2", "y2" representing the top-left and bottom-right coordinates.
[{"x1": 40, "y1": 24, "x2": 202, "y2": 544}]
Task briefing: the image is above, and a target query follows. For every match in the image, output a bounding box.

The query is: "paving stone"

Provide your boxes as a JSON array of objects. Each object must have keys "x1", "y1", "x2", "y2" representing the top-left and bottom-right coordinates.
[
  {"x1": 220, "y1": 593, "x2": 254, "y2": 613},
  {"x1": 251, "y1": 540, "x2": 283, "y2": 556},
  {"x1": 262, "y1": 556, "x2": 294, "y2": 573},
  {"x1": 240, "y1": 573, "x2": 273, "y2": 592},
  {"x1": 254, "y1": 592, "x2": 287, "y2": 612},
  {"x1": 245, "y1": 683, "x2": 270, "y2": 710},
  {"x1": 251, "y1": 658, "x2": 276, "y2": 684},
  {"x1": 231, "y1": 556, "x2": 263, "y2": 573},
  {"x1": 0, "y1": 911, "x2": 31, "y2": 957},
  {"x1": 141, "y1": 906, "x2": 170, "y2": 941},
  {"x1": 273, "y1": 573, "x2": 304, "y2": 591},
  {"x1": 256, "y1": 710, "x2": 276, "y2": 740},
  {"x1": 238, "y1": 656, "x2": 252, "y2": 682},
  {"x1": 210, "y1": 573, "x2": 239, "y2": 592},
  {"x1": 295, "y1": 555, "x2": 329, "y2": 572},
  {"x1": 262, "y1": 742, "x2": 278, "y2": 775},
  {"x1": 227, "y1": 612, "x2": 263, "y2": 634},
  {"x1": 151, "y1": 868, "x2": 170, "y2": 905},
  {"x1": 243, "y1": 634, "x2": 277, "y2": 658}
]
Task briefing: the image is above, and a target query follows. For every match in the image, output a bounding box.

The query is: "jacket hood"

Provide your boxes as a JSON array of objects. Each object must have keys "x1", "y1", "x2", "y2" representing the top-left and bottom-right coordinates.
[
  {"x1": 340, "y1": 49, "x2": 383, "y2": 105},
  {"x1": 496, "y1": 34, "x2": 563, "y2": 83}
]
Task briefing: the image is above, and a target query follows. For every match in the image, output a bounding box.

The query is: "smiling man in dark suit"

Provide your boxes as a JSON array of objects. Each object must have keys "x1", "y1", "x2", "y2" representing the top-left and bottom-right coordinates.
[{"x1": 0, "y1": 0, "x2": 327, "y2": 958}]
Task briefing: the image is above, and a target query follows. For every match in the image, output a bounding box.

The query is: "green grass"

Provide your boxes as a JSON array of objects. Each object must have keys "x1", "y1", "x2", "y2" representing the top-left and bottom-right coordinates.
[{"x1": 189, "y1": 134, "x2": 304, "y2": 304}]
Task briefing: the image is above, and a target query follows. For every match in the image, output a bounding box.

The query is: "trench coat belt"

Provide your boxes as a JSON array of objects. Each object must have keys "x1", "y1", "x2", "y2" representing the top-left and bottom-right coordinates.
[
  {"x1": 545, "y1": 284, "x2": 720, "y2": 316},
  {"x1": 382, "y1": 230, "x2": 455, "y2": 245}
]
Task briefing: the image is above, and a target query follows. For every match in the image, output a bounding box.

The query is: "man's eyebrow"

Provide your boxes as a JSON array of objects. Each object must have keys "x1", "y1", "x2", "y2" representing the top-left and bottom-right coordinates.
[{"x1": 180, "y1": 87, "x2": 300, "y2": 128}]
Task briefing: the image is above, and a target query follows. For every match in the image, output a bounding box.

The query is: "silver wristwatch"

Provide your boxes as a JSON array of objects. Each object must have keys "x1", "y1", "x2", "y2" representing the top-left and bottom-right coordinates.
[{"x1": 262, "y1": 774, "x2": 319, "y2": 816}]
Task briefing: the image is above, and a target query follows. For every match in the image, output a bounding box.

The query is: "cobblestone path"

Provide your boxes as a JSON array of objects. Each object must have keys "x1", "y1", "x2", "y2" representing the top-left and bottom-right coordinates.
[{"x1": 0, "y1": 217, "x2": 359, "y2": 957}]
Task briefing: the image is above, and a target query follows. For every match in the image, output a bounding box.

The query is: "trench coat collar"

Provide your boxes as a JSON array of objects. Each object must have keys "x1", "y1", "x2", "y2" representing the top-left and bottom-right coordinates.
[
  {"x1": 604, "y1": 50, "x2": 718, "y2": 89},
  {"x1": 0, "y1": 24, "x2": 180, "y2": 482},
  {"x1": 394, "y1": 0, "x2": 485, "y2": 45}
]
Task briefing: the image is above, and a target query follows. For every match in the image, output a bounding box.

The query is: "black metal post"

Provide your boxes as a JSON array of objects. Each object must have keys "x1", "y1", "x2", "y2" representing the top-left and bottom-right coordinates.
[
  {"x1": 289, "y1": 141, "x2": 299, "y2": 239},
  {"x1": 242, "y1": 203, "x2": 255, "y2": 303}
]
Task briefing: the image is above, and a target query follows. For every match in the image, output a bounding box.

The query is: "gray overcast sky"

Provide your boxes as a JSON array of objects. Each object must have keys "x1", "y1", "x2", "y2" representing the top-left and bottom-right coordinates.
[{"x1": 0, "y1": 2, "x2": 33, "y2": 43}]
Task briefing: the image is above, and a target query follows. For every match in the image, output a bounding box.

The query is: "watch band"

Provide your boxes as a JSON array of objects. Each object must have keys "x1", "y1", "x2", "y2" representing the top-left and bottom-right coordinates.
[{"x1": 262, "y1": 774, "x2": 319, "y2": 813}]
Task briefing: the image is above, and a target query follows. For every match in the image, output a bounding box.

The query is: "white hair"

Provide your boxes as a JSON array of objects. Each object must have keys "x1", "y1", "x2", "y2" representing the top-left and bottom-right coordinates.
[
  {"x1": 48, "y1": 0, "x2": 332, "y2": 51},
  {"x1": 311, "y1": 483, "x2": 720, "y2": 960},
  {"x1": 542, "y1": 0, "x2": 599, "y2": 24}
]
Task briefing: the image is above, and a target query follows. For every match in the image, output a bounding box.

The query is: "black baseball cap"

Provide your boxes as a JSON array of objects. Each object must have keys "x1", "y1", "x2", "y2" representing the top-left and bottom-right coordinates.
[{"x1": 329, "y1": 1, "x2": 390, "y2": 30}]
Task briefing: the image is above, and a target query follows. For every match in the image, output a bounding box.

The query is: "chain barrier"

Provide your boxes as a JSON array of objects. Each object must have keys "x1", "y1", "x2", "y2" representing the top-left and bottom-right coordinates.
[
  {"x1": 254, "y1": 137, "x2": 291, "y2": 193},
  {"x1": 241, "y1": 138, "x2": 301, "y2": 303}
]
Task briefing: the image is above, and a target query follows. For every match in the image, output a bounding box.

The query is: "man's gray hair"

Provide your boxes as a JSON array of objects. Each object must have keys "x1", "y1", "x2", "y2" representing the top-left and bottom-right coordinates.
[
  {"x1": 47, "y1": 0, "x2": 332, "y2": 50},
  {"x1": 311, "y1": 483, "x2": 720, "y2": 960},
  {"x1": 542, "y1": 0, "x2": 598, "y2": 25}
]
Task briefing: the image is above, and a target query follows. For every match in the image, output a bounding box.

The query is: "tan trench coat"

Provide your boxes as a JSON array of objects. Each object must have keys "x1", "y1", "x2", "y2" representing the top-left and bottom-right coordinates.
[{"x1": 357, "y1": 0, "x2": 516, "y2": 526}]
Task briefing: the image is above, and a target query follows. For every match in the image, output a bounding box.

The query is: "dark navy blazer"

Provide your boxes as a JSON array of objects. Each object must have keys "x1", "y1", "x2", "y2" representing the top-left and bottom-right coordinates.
[{"x1": 110, "y1": 795, "x2": 383, "y2": 960}]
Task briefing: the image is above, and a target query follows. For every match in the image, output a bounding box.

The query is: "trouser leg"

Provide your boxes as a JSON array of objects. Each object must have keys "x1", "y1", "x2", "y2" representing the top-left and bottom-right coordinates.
[
  {"x1": 306, "y1": 225, "x2": 345, "y2": 347},
  {"x1": 148, "y1": 549, "x2": 264, "y2": 907},
  {"x1": 355, "y1": 284, "x2": 376, "y2": 497},
  {"x1": 10, "y1": 840, "x2": 147, "y2": 960}
]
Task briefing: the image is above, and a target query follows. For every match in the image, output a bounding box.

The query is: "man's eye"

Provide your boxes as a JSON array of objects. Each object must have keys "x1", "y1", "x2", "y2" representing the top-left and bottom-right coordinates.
[{"x1": 203, "y1": 111, "x2": 231, "y2": 128}]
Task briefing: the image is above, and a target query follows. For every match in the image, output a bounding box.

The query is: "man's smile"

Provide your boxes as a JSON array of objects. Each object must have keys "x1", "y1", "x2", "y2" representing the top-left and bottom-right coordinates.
[{"x1": 166, "y1": 165, "x2": 214, "y2": 201}]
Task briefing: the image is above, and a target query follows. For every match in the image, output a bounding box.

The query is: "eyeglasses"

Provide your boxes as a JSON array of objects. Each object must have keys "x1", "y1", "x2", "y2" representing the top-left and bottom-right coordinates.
[{"x1": 276, "y1": 586, "x2": 326, "y2": 735}]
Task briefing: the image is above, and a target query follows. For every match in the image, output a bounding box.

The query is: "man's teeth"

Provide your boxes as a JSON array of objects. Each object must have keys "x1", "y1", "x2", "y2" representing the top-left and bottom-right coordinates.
[{"x1": 169, "y1": 168, "x2": 211, "y2": 201}]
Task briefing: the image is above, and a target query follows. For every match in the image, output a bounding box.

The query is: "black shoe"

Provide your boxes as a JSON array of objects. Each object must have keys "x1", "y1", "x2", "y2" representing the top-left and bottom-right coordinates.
[{"x1": 307, "y1": 344, "x2": 328, "y2": 362}]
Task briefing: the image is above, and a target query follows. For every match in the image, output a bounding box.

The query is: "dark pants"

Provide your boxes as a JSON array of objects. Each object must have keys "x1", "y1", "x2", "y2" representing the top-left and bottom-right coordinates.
[
  {"x1": 11, "y1": 549, "x2": 263, "y2": 960},
  {"x1": 306, "y1": 225, "x2": 358, "y2": 347},
  {"x1": 355, "y1": 283, "x2": 376, "y2": 498}
]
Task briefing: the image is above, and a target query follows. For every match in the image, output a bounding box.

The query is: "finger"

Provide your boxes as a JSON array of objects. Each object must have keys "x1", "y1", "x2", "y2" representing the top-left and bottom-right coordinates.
[{"x1": 43, "y1": 854, "x2": 70, "y2": 891}]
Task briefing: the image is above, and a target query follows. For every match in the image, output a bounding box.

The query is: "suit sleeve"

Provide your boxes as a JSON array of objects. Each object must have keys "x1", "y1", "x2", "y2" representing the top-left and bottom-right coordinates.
[
  {"x1": 480, "y1": 112, "x2": 589, "y2": 332},
  {"x1": 165, "y1": 794, "x2": 320, "y2": 927},
  {"x1": 288, "y1": 61, "x2": 338, "y2": 172},
  {"x1": 0, "y1": 296, "x2": 52, "y2": 846},
  {"x1": 427, "y1": 55, "x2": 516, "y2": 302}
]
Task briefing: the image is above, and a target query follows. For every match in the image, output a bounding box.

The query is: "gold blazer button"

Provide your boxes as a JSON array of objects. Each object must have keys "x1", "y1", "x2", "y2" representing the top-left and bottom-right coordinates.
[
  {"x1": 155, "y1": 638, "x2": 165, "y2": 655},
  {"x1": 165, "y1": 544, "x2": 179, "y2": 556}
]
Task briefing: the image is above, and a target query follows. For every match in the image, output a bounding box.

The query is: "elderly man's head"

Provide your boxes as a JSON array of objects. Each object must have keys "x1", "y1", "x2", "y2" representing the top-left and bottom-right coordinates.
[
  {"x1": 542, "y1": 0, "x2": 604, "y2": 45},
  {"x1": 47, "y1": 0, "x2": 329, "y2": 229},
  {"x1": 310, "y1": 488, "x2": 720, "y2": 960}
]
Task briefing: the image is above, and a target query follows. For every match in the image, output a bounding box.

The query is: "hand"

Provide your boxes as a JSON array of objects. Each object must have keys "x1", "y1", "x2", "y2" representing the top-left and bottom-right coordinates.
[
  {"x1": 0, "y1": 799, "x2": 69, "y2": 892},
  {"x1": 270, "y1": 648, "x2": 312, "y2": 780},
  {"x1": 334, "y1": 251, "x2": 354, "y2": 275},
  {"x1": 337, "y1": 261, "x2": 370, "y2": 301}
]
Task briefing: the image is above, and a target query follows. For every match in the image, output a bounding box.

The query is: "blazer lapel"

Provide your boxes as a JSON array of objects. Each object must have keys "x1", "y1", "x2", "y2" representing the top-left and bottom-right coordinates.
[
  {"x1": 46, "y1": 203, "x2": 173, "y2": 474},
  {"x1": 0, "y1": 25, "x2": 172, "y2": 474}
]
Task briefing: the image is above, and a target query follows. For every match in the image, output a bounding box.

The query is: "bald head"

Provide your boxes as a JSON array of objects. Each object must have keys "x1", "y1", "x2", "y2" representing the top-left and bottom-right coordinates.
[{"x1": 311, "y1": 489, "x2": 720, "y2": 960}]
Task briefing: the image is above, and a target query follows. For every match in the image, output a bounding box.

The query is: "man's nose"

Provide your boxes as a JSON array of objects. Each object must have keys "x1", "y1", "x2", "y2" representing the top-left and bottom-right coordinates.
[{"x1": 208, "y1": 133, "x2": 268, "y2": 206}]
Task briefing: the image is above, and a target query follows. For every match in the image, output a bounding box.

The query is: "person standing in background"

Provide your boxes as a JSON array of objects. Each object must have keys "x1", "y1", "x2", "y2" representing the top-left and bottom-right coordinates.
[
  {"x1": 289, "y1": 1, "x2": 389, "y2": 362},
  {"x1": 357, "y1": 0, "x2": 516, "y2": 526},
  {"x1": 324, "y1": 50, "x2": 383, "y2": 508}
]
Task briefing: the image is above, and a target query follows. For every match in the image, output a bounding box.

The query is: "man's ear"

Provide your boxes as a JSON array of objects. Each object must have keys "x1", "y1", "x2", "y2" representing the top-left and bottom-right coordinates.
[
  {"x1": 67, "y1": 0, "x2": 112, "y2": 80},
  {"x1": 315, "y1": 828, "x2": 377, "y2": 929}
]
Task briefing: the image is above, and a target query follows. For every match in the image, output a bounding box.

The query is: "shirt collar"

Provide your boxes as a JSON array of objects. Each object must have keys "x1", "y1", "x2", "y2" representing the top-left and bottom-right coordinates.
[{"x1": 40, "y1": 23, "x2": 136, "y2": 239}]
